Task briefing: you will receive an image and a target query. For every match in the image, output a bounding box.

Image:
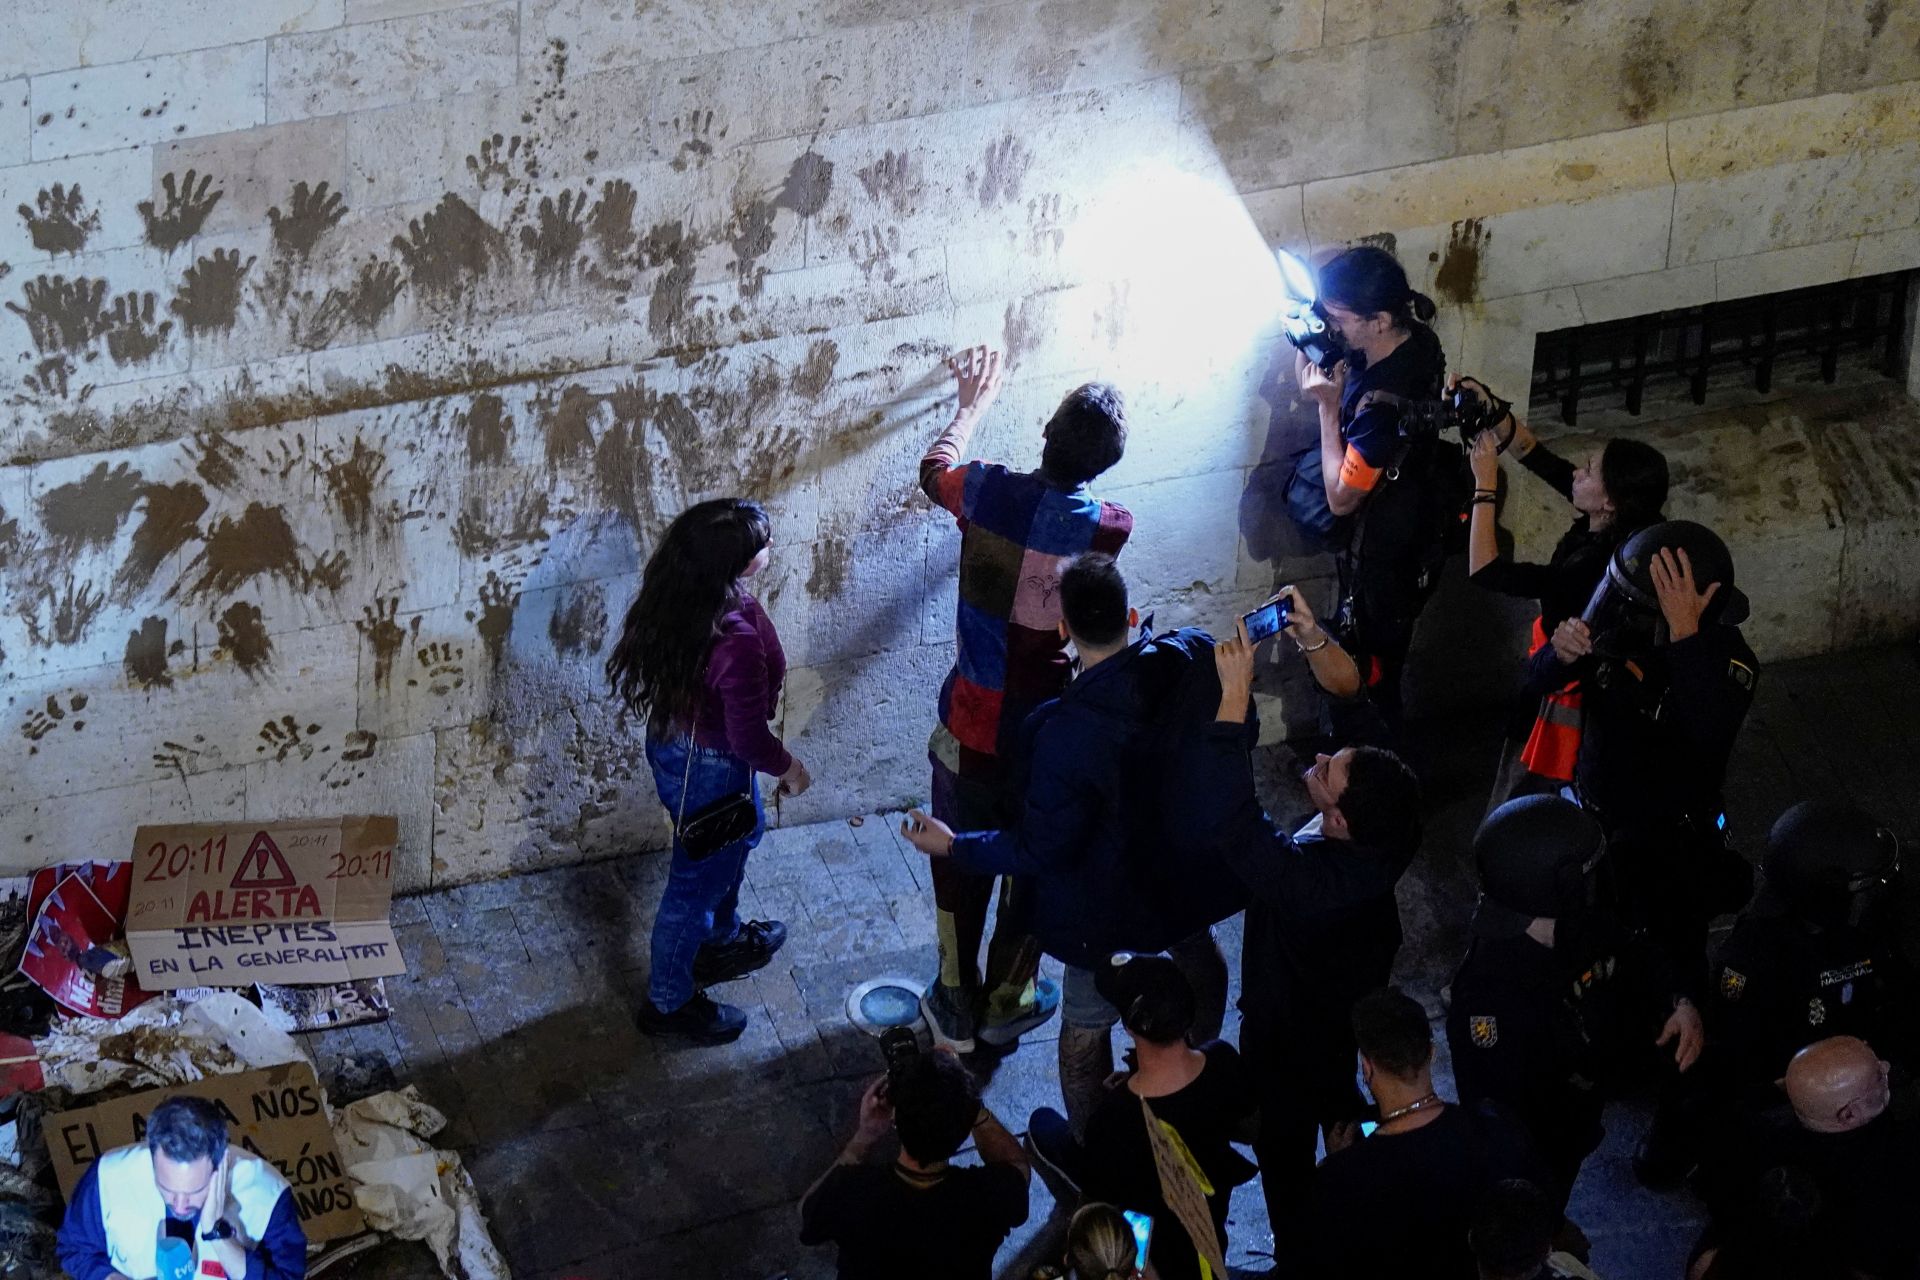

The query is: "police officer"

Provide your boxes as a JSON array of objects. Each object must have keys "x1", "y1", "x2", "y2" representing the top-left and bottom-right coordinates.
[
  {"x1": 1525, "y1": 520, "x2": 1758, "y2": 992},
  {"x1": 1449, "y1": 795, "x2": 1704, "y2": 1207},
  {"x1": 1710, "y1": 799, "x2": 1913, "y2": 1098}
]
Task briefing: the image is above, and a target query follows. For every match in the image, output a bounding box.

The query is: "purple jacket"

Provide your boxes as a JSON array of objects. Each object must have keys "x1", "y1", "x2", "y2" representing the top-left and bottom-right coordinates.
[{"x1": 691, "y1": 592, "x2": 791, "y2": 778}]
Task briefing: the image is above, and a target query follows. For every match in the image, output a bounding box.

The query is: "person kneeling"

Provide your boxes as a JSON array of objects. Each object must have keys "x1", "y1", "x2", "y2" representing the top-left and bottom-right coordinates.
[
  {"x1": 1027, "y1": 953, "x2": 1257, "y2": 1280},
  {"x1": 57, "y1": 1096, "x2": 308, "y2": 1280},
  {"x1": 798, "y1": 1050, "x2": 1030, "y2": 1278}
]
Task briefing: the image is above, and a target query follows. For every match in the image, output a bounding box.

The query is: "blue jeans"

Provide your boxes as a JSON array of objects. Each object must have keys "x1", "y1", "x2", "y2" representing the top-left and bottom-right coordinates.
[{"x1": 645, "y1": 735, "x2": 766, "y2": 1012}]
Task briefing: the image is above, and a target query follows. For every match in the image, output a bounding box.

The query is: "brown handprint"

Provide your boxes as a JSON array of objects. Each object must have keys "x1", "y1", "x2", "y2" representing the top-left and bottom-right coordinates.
[
  {"x1": 17, "y1": 184, "x2": 101, "y2": 255},
  {"x1": 101, "y1": 291, "x2": 174, "y2": 365},
  {"x1": 518, "y1": 189, "x2": 586, "y2": 280},
  {"x1": 8, "y1": 274, "x2": 109, "y2": 354},
  {"x1": 169, "y1": 249, "x2": 256, "y2": 335},
  {"x1": 587, "y1": 179, "x2": 638, "y2": 260},
  {"x1": 464, "y1": 133, "x2": 525, "y2": 191},
  {"x1": 356, "y1": 595, "x2": 417, "y2": 688},
  {"x1": 467, "y1": 570, "x2": 520, "y2": 670},
  {"x1": 408, "y1": 641, "x2": 467, "y2": 695},
  {"x1": 345, "y1": 257, "x2": 403, "y2": 329},
  {"x1": 268, "y1": 180, "x2": 348, "y2": 260},
  {"x1": 139, "y1": 170, "x2": 224, "y2": 253},
  {"x1": 257, "y1": 715, "x2": 321, "y2": 763}
]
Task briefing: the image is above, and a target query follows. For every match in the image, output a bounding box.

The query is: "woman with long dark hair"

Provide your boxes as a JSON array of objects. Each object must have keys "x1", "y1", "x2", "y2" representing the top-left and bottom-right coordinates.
[
  {"x1": 1466, "y1": 409, "x2": 1669, "y2": 811},
  {"x1": 1292, "y1": 244, "x2": 1452, "y2": 726},
  {"x1": 607, "y1": 497, "x2": 810, "y2": 1044}
]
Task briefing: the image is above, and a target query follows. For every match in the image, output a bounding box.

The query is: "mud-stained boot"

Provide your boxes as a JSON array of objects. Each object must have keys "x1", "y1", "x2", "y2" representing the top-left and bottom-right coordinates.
[{"x1": 1058, "y1": 1023, "x2": 1115, "y2": 1140}]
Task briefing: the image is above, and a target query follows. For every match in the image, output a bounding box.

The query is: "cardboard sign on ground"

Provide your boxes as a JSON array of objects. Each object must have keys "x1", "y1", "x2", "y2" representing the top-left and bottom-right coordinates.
[
  {"x1": 45, "y1": 1060, "x2": 366, "y2": 1241},
  {"x1": 126, "y1": 818, "x2": 406, "y2": 991}
]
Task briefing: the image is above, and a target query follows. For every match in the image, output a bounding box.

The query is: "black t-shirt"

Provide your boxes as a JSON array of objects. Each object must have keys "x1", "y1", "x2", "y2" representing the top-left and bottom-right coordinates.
[
  {"x1": 1334, "y1": 323, "x2": 1452, "y2": 598},
  {"x1": 1080, "y1": 1042, "x2": 1259, "y2": 1280},
  {"x1": 798, "y1": 1161, "x2": 1028, "y2": 1279},
  {"x1": 1304, "y1": 1100, "x2": 1547, "y2": 1279}
]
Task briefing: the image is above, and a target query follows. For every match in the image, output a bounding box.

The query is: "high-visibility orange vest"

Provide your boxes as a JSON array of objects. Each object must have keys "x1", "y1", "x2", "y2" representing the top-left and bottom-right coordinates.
[{"x1": 1519, "y1": 616, "x2": 1582, "y2": 782}]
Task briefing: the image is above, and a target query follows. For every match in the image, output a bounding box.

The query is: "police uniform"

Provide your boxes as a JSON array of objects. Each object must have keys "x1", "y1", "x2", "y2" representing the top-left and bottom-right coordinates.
[
  {"x1": 1710, "y1": 907, "x2": 1910, "y2": 1097},
  {"x1": 1528, "y1": 621, "x2": 1758, "y2": 994},
  {"x1": 1449, "y1": 912, "x2": 1667, "y2": 1204}
]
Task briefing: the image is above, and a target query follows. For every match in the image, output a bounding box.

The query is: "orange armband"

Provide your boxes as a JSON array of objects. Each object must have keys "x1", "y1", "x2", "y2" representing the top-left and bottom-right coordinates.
[{"x1": 1338, "y1": 444, "x2": 1382, "y2": 493}]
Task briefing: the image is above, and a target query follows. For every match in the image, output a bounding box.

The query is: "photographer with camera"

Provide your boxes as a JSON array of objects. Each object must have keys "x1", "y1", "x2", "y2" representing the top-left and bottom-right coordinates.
[
  {"x1": 798, "y1": 1049, "x2": 1029, "y2": 1278},
  {"x1": 1458, "y1": 393, "x2": 1670, "y2": 811},
  {"x1": 1203, "y1": 604, "x2": 1424, "y2": 1266},
  {"x1": 1289, "y1": 245, "x2": 1454, "y2": 726}
]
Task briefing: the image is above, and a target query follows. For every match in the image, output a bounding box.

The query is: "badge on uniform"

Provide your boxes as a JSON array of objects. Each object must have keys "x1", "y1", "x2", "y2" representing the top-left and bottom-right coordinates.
[
  {"x1": 1469, "y1": 1016, "x2": 1498, "y2": 1048},
  {"x1": 1727, "y1": 659, "x2": 1756, "y2": 691},
  {"x1": 1721, "y1": 968, "x2": 1747, "y2": 1001},
  {"x1": 1808, "y1": 997, "x2": 1826, "y2": 1026}
]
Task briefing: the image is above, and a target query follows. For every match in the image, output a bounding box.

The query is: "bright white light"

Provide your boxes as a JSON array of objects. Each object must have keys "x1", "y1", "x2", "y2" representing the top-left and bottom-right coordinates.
[
  {"x1": 1275, "y1": 247, "x2": 1318, "y2": 305},
  {"x1": 1062, "y1": 162, "x2": 1286, "y2": 380}
]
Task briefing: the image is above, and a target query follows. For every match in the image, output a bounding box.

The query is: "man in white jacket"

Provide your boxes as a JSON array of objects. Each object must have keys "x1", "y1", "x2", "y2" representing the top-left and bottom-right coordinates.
[{"x1": 57, "y1": 1095, "x2": 308, "y2": 1280}]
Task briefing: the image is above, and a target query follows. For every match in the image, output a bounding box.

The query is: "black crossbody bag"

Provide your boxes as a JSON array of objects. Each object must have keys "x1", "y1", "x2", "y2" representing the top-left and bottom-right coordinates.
[{"x1": 673, "y1": 740, "x2": 758, "y2": 860}]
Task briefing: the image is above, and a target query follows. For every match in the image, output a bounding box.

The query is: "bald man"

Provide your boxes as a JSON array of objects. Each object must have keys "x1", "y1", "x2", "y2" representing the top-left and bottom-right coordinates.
[{"x1": 1693, "y1": 1036, "x2": 1916, "y2": 1279}]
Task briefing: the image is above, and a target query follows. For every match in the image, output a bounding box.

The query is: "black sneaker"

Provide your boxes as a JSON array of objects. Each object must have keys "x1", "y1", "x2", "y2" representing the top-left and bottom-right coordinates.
[
  {"x1": 921, "y1": 981, "x2": 977, "y2": 1054},
  {"x1": 637, "y1": 993, "x2": 749, "y2": 1044},
  {"x1": 693, "y1": 919, "x2": 788, "y2": 986}
]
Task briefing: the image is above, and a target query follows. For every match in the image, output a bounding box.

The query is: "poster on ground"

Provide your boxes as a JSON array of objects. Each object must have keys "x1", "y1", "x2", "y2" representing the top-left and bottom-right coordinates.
[{"x1": 125, "y1": 817, "x2": 407, "y2": 991}]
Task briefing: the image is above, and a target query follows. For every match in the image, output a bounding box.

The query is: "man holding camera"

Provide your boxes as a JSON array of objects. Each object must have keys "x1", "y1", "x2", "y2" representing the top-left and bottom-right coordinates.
[
  {"x1": 798, "y1": 1050, "x2": 1029, "y2": 1278},
  {"x1": 1205, "y1": 599, "x2": 1425, "y2": 1266}
]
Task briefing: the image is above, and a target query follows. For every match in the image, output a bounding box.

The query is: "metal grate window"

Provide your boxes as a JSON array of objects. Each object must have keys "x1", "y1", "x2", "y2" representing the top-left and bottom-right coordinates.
[{"x1": 1529, "y1": 271, "x2": 1912, "y2": 427}]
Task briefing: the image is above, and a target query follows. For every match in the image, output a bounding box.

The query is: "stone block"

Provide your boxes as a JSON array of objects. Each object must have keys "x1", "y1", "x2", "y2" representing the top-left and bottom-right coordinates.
[
  {"x1": 964, "y1": 0, "x2": 1322, "y2": 105},
  {"x1": 241, "y1": 728, "x2": 436, "y2": 892},
  {"x1": 0, "y1": 0, "x2": 343, "y2": 83},
  {"x1": 2, "y1": 619, "x2": 361, "y2": 808},
  {"x1": 1103, "y1": 467, "x2": 1250, "y2": 600},
  {"x1": 1819, "y1": 0, "x2": 1920, "y2": 93},
  {"x1": 1302, "y1": 124, "x2": 1670, "y2": 244},
  {"x1": 1668, "y1": 81, "x2": 1920, "y2": 183},
  {"x1": 267, "y1": 3, "x2": 519, "y2": 124},
  {"x1": 775, "y1": 640, "x2": 953, "y2": 825},
  {"x1": 0, "y1": 772, "x2": 246, "y2": 876},
  {"x1": 1672, "y1": 144, "x2": 1920, "y2": 266},
  {"x1": 0, "y1": 79, "x2": 26, "y2": 168},
  {"x1": 1455, "y1": 0, "x2": 1817, "y2": 153},
  {"x1": 1799, "y1": 388, "x2": 1920, "y2": 644},
  {"x1": 0, "y1": 147, "x2": 155, "y2": 269},
  {"x1": 154, "y1": 117, "x2": 349, "y2": 240},
  {"x1": 31, "y1": 43, "x2": 267, "y2": 161},
  {"x1": 1714, "y1": 239, "x2": 1863, "y2": 302},
  {"x1": 1852, "y1": 226, "x2": 1920, "y2": 279},
  {"x1": 1183, "y1": 29, "x2": 1462, "y2": 192},
  {"x1": 1574, "y1": 264, "x2": 1720, "y2": 327},
  {"x1": 1469, "y1": 185, "x2": 1674, "y2": 301}
]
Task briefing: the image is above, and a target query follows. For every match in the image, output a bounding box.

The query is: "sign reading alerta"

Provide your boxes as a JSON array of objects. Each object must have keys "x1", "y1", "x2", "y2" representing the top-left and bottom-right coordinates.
[{"x1": 126, "y1": 818, "x2": 407, "y2": 990}]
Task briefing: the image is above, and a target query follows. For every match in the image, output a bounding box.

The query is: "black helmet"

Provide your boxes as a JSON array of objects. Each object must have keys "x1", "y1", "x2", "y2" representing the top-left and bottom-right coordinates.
[
  {"x1": 1764, "y1": 800, "x2": 1902, "y2": 930},
  {"x1": 1581, "y1": 520, "x2": 1751, "y2": 652},
  {"x1": 1475, "y1": 795, "x2": 1606, "y2": 920}
]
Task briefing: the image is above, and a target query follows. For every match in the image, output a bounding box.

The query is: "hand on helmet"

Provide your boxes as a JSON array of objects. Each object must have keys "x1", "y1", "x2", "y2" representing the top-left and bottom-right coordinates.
[{"x1": 1650, "y1": 546, "x2": 1721, "y2": 642}]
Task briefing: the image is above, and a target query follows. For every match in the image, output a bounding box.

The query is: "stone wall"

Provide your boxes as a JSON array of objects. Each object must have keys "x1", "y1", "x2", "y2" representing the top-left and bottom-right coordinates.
[{"x1": 3, "y1": 0, "x2": 1917, "y2": 886}]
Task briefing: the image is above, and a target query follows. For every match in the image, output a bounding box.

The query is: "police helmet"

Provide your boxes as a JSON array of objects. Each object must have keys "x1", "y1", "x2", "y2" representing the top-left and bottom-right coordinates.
[
  {"x1": 1764, "y1": 800, "x2": 1902, "y2": 929},
  {"x1": 1581, "y1": 520, "x2": 1751, "y2": 647},
  {"x1": 1475, "y1": 794, "x2": 1607, "y2": 919}
]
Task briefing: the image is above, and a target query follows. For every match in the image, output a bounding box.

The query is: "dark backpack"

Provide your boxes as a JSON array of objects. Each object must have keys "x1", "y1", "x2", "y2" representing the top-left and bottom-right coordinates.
[{"x1": 1116, "y1": 629, "x2": 1255, "y2": 948}]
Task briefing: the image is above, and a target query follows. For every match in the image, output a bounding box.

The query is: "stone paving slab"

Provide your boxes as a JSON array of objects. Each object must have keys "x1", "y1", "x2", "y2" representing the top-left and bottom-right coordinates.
[{"x1": 305, "y1": 645, "x2": 1920, "y2": 1279}]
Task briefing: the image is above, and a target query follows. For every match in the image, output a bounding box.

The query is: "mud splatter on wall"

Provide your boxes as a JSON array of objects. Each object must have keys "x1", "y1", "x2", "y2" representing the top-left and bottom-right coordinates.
[{"x1": 0, "y1": 0, "x2": 1908, "y2": 890}]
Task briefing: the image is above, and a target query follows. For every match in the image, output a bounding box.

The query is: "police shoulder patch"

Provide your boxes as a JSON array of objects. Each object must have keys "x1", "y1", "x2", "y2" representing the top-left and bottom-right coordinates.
[
  {"x1": 1469, "y1": 1016, "x2": 1498, "y2": 1048},
  {"x1": 1727, "y1": 659, "x2": 1756, "y2": 691},
  {"x1": 1720, "y1": 968, "x2": 1747, "y2": 1001}
]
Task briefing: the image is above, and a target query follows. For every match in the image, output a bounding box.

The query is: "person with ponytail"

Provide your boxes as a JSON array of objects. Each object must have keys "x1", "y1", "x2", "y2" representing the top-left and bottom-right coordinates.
[
  {"x1": 1062, "y1": 1203, "x2": 1145, "y2": 1280},
  {"x1": 1292, "y1": 244, "x2": 1453, "y2": 726},
  {"x1": 607, "y1": 497, "x2": 810, "y2": 1044},
  {"x1": 1463, "y1": 401, "x2": 1669, "y2": 812}
]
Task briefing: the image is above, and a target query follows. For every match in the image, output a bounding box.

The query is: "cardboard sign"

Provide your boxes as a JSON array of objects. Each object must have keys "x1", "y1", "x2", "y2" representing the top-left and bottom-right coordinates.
[
  {"x1": 46, "y1": 1061, "x2": 366, "y2": 1241},
  {"x1": 19, "y1": 872, "x2": 154, "y2": 1019},
  {"x1": 126, "y1": 818, "x2": 406, "y2": 990}
]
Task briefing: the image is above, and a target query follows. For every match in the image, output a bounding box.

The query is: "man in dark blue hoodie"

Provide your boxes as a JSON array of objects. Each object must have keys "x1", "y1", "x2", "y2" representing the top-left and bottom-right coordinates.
[{"x1": 901, "y1": 553, "x2": 1243, "y2": 1133}]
